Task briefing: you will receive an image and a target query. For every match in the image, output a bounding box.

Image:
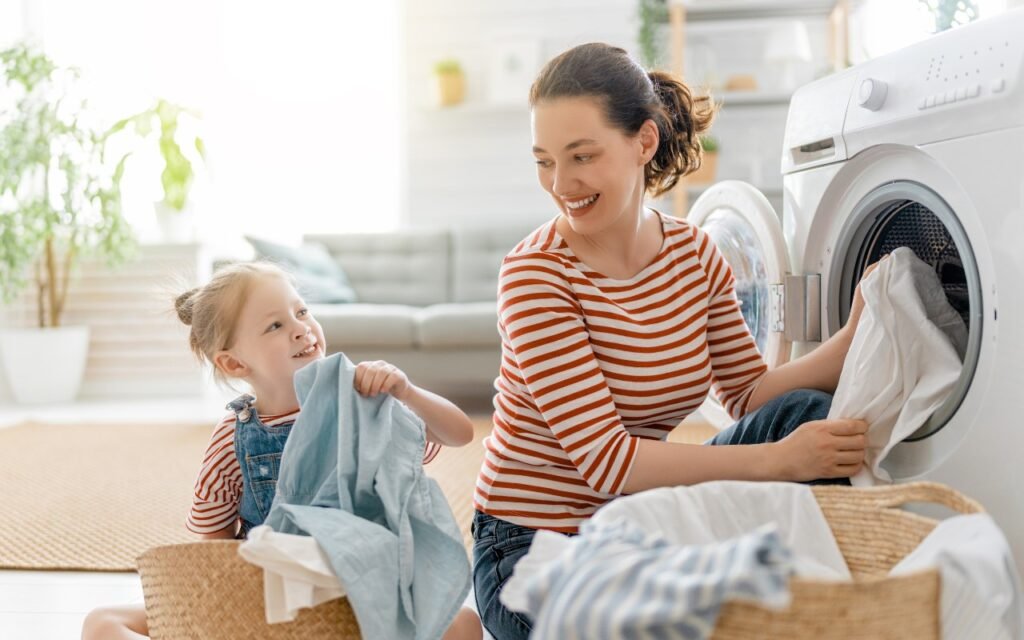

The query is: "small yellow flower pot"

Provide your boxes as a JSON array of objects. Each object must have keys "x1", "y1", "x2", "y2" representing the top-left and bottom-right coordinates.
[{"x1": 435, "y1": 71, "x2": 466, "y2": 107}]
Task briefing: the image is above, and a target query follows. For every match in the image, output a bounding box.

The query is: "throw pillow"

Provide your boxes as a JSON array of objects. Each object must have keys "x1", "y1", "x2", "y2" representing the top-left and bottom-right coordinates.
[{"x1": 245, "y1": 236, "x2": 358, "y2": 304}]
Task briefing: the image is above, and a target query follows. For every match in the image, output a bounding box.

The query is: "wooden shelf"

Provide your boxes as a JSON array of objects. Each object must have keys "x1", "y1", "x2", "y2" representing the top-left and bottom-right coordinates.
[
  {"x1": 667, "y1": 0, "x2": 839, "y2": 217},
  {"x1": 671, "y1": 0, "x2": 837, "y2": 21}
]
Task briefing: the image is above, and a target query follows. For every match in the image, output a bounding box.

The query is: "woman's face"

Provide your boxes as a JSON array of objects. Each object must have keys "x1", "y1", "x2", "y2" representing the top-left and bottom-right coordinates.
[{"x1": 531, "y1": 96, "x2": 655, "y2": 235}]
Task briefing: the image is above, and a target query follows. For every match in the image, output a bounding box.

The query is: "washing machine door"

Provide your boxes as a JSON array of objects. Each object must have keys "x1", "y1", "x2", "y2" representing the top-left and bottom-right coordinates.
[{"x1": 688, "y1": 180, "x2": 793, "y2": 429}]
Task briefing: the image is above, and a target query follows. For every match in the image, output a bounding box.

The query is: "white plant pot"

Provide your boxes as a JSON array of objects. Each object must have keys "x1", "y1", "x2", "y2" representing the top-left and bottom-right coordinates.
[
  {"x1": 0, "y1": 326, "x2": 90, "y2": 404},
  {"x1": 154, "y1": 200, "x2": 196, "y2": 243}
]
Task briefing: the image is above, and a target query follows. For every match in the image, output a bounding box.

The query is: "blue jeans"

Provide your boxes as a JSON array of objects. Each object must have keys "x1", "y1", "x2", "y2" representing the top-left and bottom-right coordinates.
[{"x1": 471, "y1": 388, "x2": 837, "y2": 640}]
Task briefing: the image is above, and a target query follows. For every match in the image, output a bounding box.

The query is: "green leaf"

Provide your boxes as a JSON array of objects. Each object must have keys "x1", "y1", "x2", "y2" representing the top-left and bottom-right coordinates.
[{"x1": 0, "y1": 41, "x2": 136, "y2": 326}]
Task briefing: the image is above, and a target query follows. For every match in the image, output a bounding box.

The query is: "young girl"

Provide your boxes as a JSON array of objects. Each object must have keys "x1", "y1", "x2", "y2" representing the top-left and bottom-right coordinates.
[{"x1": 82, "y1": 262, "x2": 482, "y2": 640}]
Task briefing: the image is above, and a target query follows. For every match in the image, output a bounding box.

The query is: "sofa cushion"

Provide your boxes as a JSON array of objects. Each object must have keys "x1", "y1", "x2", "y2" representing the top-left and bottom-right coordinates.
[
  {"x1": 415, "y1": 302, "x2": 499, "y2": 348},
  {"x1": 305, "y1": 230, "x2": 450, "y2": 306},
  {"x1": 310, "y1": 304, "x2": 417, "y2": 349},
  {"x1": 452, "y1": 225, "x2": 539, "y2": 302},
  {"x1": 246, "y1": 236, "x2": 358, "y2": 303}
]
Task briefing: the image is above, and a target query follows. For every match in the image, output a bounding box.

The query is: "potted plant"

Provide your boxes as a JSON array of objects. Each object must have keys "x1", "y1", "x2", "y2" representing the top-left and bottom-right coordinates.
[
  {"x1": 433, "y1": 59, "x2": 466, "y2": 107},
  {"x1": 0, "y1": 43, "x2": 135, "y2": 404},
  {"x1": 110, "y1": 99, "x2": 205, "y2": 241},
  {"x1": 688, "y1": 135, "x2": 719, "y2": 184}
]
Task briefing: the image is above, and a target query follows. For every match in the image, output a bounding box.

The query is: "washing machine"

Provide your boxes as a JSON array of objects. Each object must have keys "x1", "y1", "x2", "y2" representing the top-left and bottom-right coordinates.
[{"x1": 689, "y1": 9, "x2": 1024, "y2": 568}]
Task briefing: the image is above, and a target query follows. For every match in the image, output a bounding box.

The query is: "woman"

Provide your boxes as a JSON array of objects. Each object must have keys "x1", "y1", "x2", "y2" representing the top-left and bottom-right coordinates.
[{"x1": 471, "y1": 43, "x2": 873, "y2": 640}]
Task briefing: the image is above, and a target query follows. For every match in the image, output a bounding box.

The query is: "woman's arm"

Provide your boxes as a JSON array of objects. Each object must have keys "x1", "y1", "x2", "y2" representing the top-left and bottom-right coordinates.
[
  {"x1": 744, "y1": 326, "x2": 854, "y2": 412},
  {"x1": 354, "y1": 360, "x2": 475, "y2": 447},
  {"x1": 621, "y1": 416, "x2": 867, "y2": 494},
  {"x1": 744, "y1": 258, "x2": 882, "y2": 412}
]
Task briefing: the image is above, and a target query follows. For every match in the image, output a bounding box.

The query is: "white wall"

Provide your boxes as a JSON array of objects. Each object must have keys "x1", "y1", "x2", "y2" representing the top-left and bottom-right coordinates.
[
  {"x1": 401, "y1": 0, "x2": 638, "y2": 229},
  {"x1": 399, "y1": 1, "x2": 836, "y2": 228}
]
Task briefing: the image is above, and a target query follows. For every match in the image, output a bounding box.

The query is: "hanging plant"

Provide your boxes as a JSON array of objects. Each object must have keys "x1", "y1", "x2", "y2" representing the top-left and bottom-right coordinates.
[{"x1": 637, "y1": 0, "x2": 669, "y2": 69}]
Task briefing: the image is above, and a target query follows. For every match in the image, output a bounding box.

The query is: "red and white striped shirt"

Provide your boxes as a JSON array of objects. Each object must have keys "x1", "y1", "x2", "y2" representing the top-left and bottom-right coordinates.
[
  {"x1": 187, "y1": 408, "x2": 442, "y2": 535},
  {"x1": 475, "y1": 213, "x2": 768, "y2": 533}
]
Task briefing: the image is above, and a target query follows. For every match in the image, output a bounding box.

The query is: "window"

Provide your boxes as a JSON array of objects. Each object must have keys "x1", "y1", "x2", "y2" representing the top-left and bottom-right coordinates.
[{"x1": 14, "y1": 0, "x2": 403, "y2": 248}]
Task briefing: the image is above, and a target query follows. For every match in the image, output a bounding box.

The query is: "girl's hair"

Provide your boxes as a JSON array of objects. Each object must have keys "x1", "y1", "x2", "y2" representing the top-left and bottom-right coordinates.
[
  {"x1": 529, "y1": 42, "x2": 716, "y2": 198},
  {"x1": 174, "y1": 261, "x2": 292, "y2": 383}
]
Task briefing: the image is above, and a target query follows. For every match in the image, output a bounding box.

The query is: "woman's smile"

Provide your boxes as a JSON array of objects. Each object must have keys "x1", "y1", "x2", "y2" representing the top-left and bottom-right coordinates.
[{"x1": 564, "y1": 193, "x2": 600, "y2": 217}]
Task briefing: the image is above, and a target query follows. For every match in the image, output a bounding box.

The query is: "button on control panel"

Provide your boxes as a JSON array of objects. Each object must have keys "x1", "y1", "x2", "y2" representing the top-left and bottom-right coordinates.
[{"x1": 918, "y1": 81, "x2": 991, "y2": 110}]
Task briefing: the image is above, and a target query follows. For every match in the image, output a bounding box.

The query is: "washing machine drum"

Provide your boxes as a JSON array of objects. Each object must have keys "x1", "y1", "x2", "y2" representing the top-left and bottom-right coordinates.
[
  {"x1": 850, "y1": 200, "x2": 971, "y2": 329},
  {"x1": 834, "y1": 184, "x2": 983, "y2": 440}
]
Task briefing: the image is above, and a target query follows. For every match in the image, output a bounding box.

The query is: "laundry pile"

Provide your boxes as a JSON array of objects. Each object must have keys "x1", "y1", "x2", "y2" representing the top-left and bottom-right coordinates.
[{"x1": 500, "y1": 481, "x2": 1024, "y2": 640}]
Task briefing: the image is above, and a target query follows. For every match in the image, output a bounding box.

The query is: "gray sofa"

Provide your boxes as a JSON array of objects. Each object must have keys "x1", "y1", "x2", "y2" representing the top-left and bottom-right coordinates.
[{"x1": 303, "y1": 225, "x2": 536, "y2": 402}]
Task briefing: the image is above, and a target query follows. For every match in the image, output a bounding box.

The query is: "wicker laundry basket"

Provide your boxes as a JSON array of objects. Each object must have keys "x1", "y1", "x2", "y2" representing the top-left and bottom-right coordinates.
[
  {"x1": 137, "y1": 481, "x2": 982, "y2": 639},
  {"x1": 711, "y1": 481, "x2": 983, "y2": 640},
  {"x1": 137, "y1": 540, "x2": 360, "y2": 639}
]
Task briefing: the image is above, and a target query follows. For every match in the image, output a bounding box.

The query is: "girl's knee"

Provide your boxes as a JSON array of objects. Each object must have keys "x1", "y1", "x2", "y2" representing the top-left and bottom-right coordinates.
[
  {"x1": 81, "y1": 608, "x2": 119, "y2": 640},
  {"x1": 81, "y1": 605, "x2": 148, "y2": 640}
]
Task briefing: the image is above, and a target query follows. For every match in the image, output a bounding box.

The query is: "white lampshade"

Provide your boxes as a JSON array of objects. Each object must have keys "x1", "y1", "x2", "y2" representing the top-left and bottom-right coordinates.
[{"x1": 764, "y1": 21, "x2": 813, "y2": 63}]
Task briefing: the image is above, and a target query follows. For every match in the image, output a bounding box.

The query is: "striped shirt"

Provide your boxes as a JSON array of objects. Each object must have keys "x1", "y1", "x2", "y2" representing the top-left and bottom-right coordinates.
[
  {"x1": 475, "y1": 212, "x2": 768, "y2": 533},
  {"x1": 188, "y1": 408, "x2": 442, "y2": 535}
]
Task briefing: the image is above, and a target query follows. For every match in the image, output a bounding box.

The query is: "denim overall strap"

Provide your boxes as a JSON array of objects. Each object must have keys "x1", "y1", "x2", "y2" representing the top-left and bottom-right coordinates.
[{"x1": 228, "y1": 394, "x2": 296, "y2": 538}]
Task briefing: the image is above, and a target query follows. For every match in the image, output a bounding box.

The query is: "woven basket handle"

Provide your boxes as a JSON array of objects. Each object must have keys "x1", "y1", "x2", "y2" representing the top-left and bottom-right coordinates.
[{"x1": 865, "y1": 481, "x2": 984, "y2": 515}]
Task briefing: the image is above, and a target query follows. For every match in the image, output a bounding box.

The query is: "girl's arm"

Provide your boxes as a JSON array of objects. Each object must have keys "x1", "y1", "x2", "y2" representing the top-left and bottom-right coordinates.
[
  {"x1": 354, "y1": 360, "x2": 475, "y2": 447},
  {"x1": 197, "y1": 521, "x2": 238, "y2": 540}
]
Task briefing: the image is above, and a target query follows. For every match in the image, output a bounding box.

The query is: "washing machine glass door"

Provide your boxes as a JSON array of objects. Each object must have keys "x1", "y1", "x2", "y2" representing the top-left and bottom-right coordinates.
[{"x1": 688, "y1": 180, "x2": 792, "y2": 429}]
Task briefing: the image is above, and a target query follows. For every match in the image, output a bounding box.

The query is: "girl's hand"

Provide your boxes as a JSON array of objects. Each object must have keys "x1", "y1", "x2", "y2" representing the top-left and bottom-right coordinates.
[
  {"x1": 773, "y1": 418, "x2": 868, "y2": 481},
  {"x1": 354, "y1": 360, "x2": 411, "y2": 400}
]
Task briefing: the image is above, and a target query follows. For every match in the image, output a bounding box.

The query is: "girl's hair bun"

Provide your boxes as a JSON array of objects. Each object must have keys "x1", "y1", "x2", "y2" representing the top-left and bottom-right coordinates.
[{"x1": 175, "y1": 288, "x2": 199, "y2": 325}]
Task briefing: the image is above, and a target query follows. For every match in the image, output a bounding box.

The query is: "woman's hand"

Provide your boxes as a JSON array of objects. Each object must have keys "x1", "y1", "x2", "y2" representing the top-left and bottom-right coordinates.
[
  {"x1": 773, "y1": 418, "x2": 868, "y2": 481},
  {"x1": 846, "y1": 257, "x2": 887, "y2": 334},
  {"x1": 354, "y1": 360, "x2": 411, "y2": 401}
]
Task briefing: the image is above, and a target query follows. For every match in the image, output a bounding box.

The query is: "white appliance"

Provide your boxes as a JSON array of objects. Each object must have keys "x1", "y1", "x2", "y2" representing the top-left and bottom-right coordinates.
[{"x1": 689, "y1": 10, "x2": 1024, "y2": 568}]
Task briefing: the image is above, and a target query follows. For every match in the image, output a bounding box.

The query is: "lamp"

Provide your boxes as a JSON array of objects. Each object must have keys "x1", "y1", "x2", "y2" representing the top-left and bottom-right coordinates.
[{"x1": 764, "y1": 21, "x2": 813, "y2": 92}]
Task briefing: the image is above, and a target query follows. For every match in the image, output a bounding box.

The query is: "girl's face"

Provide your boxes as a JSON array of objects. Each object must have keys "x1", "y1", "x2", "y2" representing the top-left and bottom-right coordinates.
[
  {"x1": 217, "y1": 275, "x2": 326, "y2": 395},
  {"x1": 531, "y1": 96, "x2": 656, "y2": 236}
]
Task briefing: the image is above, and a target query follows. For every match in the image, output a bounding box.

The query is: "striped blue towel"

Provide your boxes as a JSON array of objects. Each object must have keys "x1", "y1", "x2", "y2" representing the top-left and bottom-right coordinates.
[{"x1": 522, "y1": 520, "x2": 793, "y2": 640}]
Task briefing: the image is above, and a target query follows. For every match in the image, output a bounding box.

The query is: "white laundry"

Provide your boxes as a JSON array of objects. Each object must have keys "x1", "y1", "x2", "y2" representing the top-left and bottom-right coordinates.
[
  {"x1": 501, "y1": 481, "x2": 850, "y2": 615},
  {"x1": 237, "y1": 525, "x2": 346, "y2": 624},
  {"x1": 890, "y1": 514, "x2": 1024, "y2": 640},
  {"x1": 829, "y1": 247, "x2": 968, "y2": 486},
  {"x1": 592, "y1": 481, "x2": 850, "y2": 579}
]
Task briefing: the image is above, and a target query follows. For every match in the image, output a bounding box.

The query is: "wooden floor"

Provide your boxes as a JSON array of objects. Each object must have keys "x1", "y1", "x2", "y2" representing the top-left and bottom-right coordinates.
[{"x1": 0, "y1": 399, "x2": 717, "y2": 639}]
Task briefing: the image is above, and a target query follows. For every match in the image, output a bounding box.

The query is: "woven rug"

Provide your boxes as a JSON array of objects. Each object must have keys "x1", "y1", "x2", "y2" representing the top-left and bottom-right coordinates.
[
  {"x1": 0, "y1": 421, "x2": 212, "y2": 571},
  {"x1": 0, "y1": 415, "x2": 715, "y2": 571}
]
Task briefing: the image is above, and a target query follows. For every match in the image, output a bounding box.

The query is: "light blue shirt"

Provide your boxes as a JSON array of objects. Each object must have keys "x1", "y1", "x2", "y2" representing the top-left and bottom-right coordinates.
[{"x1": 264, "y1": 353, "x2": 470, "y2": 640}]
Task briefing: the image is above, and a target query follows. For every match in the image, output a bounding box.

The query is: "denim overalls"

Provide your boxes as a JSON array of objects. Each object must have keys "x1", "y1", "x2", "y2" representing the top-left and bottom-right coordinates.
[{"x1": 226, "y1": 394, "x2": 296, "y2": 539}]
